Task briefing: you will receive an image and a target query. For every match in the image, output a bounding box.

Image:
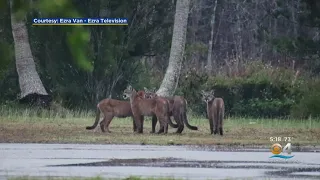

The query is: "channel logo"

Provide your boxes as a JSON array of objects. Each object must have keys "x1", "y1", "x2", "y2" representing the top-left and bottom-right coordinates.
[{"x1": 269, "y1": 143, "x2": 294, "y2": 159}]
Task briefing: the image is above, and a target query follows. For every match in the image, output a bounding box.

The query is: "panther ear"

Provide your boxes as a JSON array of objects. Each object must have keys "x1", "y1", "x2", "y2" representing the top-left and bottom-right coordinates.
[
  {"x1": 152, "y1": 87, "x2": 157, "y2": 93},
  {"x1": 127, "y1": 84, "x2": 133, "y2": 91},
  {"x1": 200, "y1": 90, "x2": 205, "y2": 95},
  {"x1": 210, "y1": 90, "x2": 215, "y2": 95}
]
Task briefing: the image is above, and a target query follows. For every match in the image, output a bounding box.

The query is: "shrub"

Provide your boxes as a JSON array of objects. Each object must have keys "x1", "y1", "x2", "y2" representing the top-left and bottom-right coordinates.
[
  {"x1": 290, "y1": 79, "x2": 320, "y2": 118},
  {"x1": 177, "y1": 61, "x2": 316, "y2": 118}
]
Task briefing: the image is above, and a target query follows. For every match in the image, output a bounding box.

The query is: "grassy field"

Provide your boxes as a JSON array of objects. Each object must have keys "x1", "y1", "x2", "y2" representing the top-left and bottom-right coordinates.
[{"x1": 0, "y1": 107, "x2": 319, "y2": 146}]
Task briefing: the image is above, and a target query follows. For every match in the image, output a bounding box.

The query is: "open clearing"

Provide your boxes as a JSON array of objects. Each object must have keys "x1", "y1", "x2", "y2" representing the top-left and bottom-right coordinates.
[
  {"x1": 0, "y1": 113, "x2": 319, "y2": 146},
  {"x1": 1, "y1": 110, "x2": 320, "y2": 180}
]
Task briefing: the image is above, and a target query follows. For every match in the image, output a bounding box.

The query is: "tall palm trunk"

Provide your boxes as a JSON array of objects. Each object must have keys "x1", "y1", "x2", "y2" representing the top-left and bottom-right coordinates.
[
  {"x1": 206, "y1": 0, "x2": 218, "y2": 75},
  {"x1": 10, "y1": 0, "x2": 51, "y2": 106},
  {"x1": 156, "y1": 0, "x2": 190, "y2": 97}
]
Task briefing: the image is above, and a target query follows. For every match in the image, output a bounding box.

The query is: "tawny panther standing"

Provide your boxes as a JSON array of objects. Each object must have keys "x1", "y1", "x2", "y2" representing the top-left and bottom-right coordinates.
[
  {"x1": 85, "y1": 90, "x2": 147, "y2": 133},
  {"x1": 201, "y1": 90, "x2": 225, "y2": 135},
  {"x1": 123, "y1": 85, "x2": 177, "y2": 134},
  {"x1": 144, "y1": 87, "x2": 198, "y2": 134}
]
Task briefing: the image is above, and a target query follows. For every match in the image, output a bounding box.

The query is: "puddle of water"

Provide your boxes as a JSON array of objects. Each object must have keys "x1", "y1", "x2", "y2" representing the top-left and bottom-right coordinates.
[
  {"x1": 48, "y1": 157, "x2": 320, "y2": 179},
  {"x1": 50, "y1": 158, "x2": 319, "y2": 168},
  {"x1": 265, "y1": 167, "x2": 320, "y2": 179},
  {"x1": 292, "y1": 172, "x2": 320, "y2": 176}
]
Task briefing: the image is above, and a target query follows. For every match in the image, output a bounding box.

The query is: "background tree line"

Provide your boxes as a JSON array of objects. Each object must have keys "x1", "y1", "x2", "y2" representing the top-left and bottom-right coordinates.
[{"x1": 1, "y1": 0, "x2": 320, "y2": 119}]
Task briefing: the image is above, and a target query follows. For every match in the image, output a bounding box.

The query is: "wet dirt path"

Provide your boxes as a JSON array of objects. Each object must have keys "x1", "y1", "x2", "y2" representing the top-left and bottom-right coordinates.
[{"x1": 0, "y1": 143, "x2": 319, "y2": 180}]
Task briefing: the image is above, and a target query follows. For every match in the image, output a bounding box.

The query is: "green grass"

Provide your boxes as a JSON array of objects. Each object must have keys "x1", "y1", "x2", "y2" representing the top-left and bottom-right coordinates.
[{"x1": 0, "y1": 106, "x2": 319, "y2": 146}]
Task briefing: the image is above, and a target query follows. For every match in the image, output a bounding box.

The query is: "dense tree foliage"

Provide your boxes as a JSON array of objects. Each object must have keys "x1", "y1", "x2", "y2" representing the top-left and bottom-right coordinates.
[{"x1": 1, "y1": 0, "x2": 320, "y2": 118}]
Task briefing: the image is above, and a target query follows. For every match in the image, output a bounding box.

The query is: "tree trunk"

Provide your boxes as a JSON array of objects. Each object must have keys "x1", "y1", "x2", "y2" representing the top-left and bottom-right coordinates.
[
  {"x1": 291, "y1": 0, "x2": 299, "y2": 38},
  {"x1": 156, "y1": 0, "x2": 190, "y2": 97},
  {"x1": 206, "y1": 0, "x2": 218, "y2": 75},
  {"x1": 235, "y1": 2, "x2": 243, "y2": 75},
  {"x1": 10, "y1": 0, "x2": 51, "y2": 106}
]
